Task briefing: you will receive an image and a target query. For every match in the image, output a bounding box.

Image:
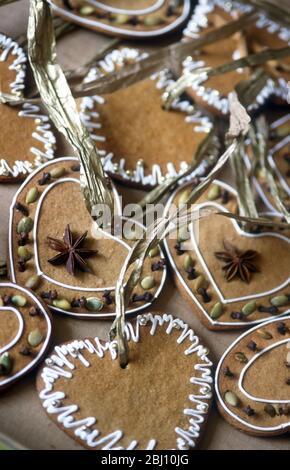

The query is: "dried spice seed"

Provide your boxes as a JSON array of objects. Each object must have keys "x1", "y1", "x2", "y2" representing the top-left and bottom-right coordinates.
[
  {"x1": 29, "y1": 306, "x2": 40, "y2": 316},
  {"x1": 197, "y1": 287, "x2": 211, "y2": 303},
  {"x1": 71, "y1": 164, "x2": 80, "y2": 172},
  {"x1": 71, "y1": 297, "x2": 87, "y2": 308},
  {"x1": 102, "y1": 291, "x2": 114, "y2": 306},
  {"x1": 231, "y1": 311, "x2": 245, "y2": 321},
  {"x1": 208, "y1": 184, "x2": 221, "y2": 201},
  {"x1": 270, "y1": 295, "x2": 289, "y2": 307},
  {"x1": 28, "y1": 328, "x2": 43, "y2": 348},
  {"x1": 277, "y1": 322, "x2": 287, "y2": 335},
  {"x1": 257, "y1": 305, "x2": 279, "y2": 315},
  {"x1": 141, "y1": 276, "x2": 155, "y2": 290},
  {"x1": 26, "y1": 187, "x2": 39, "y2": 204},
  {"x1": 17, "y1": 217, "x2": 34, "y2": 234},
  {"x1": 86, "y1": 297, "x2": 104, "y2": 312},
  {"x1": 50, "y1": 166, "x2": 66, "y2": 178},
  {"x1": 186, "y1": 267, "x2": 197, "y2": 280},
  {"x1": 210, "y1": 302, "x2": 223, "y2": 319},
  {"x1": 0, "y1": 352, "x2": 12, "y2": 375},
  {"x1": 151, "y1": 260, "x2": 166, "y2": 271},
  {"x1": 224, "y1": 391, "x2": 239, "y2": 407},
  {"x1": 18, "y1": 232, "x2": 29, "y2": 246},
  {"x1": 47, "y1": 225, "x2": 97, "y2": 276},
  {"x1": 247, "y1": 340, "x2": 257, "y2": 352},
  {"x1": 38, "y1": 172, "x2": 51, "y2": 185},
  {"x1": 111, "y1": 13, "x2": 130, "y2": 25},
  {"x1": 12, "y1": 295, "x2": 27, "y2": 307},
  {"x1": 17, "y1": 260, "x2": 26, "y2": 272},
  {"x1": 235, "y1": 352, "x2": 248, "y2": 363},
  {"x1": 79, "y1": 5, "x2": 95, "y2": 15},
  {"x1": 143, "y1": 15, "x2": 164, "y2": 26},
  {"x1": 52, "y1": 299, "x2": 71, "y2": 311},
  {"x1": 132, "y1": 292, "x2": 153, "y2": 303},
  {"x1": 0, "y1": 297, "x2": 3, "y2": 307},
  {"x1": 257, "y1": 329, "x2": 273, "y2": 340},
  {"x1": 178, "y1": 226, "x2": 190, "y2": 242},
  {"x1": 286, "y1": 379, "x2": 290, "y2": 386},
  {"x1": 194, "y1": 275, "x2": 208, "y2": 292},
  {"x1": 174, "y1": 241, "x2": 184, "y2": 256},
  {"x1": 178, "y1": 189, "x2": 191, "y2": 206},
  {"x1": 3, "y1": 295, "x2": 12, "y2": 305},
  {"x1": 183, "y1": 254, "x2": 194, "y2": 271},
  {"x1": 242, "y1": 301, "x2": 256, "y2": 316},
  {"x1": 148, "y1": 246, "x2": 159, "y2": 258},
  {"x1": 41, "y1": 290, "x2": 58, "y2": 301},
  {"x1": 223, "y1": 366, "x2": 234, "y2": 378},
  {"x1": 17, "y1": 246, "x2": 32, "y2": 261},
  {"x1": 243, "y1": 405, "x2": 255, "y2": 416},
  {"x1": 25, "y1": 275, "x2": 40, "y2": 290},
  {"x1": 221, "y1": 190, "x2": 230, "y2": 204},
  {"x1": 15, "y1": 201, "x2": 29, "y2": 216},
  {"x1": 264, "y1": 404, "x2": 276, "y2": 418},
  {"x1": 215, "y1": 240, "x2": 259, "y2": 283},
  {"x1": 19, "y1": 347, "x2": 32, "y2": 356}
]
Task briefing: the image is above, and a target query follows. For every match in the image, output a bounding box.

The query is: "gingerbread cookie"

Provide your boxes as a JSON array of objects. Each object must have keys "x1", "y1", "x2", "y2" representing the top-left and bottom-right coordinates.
[
  {"x1": 0, "y1": 282, "x2": 52, "y2": 391},
  {"x1": 81, "y1": 48, "x2": 214, "y2": 188},
  {"x1": 163, "y1": 179, "x2": 290, "y2": 330},
  {"x1": 182, "y1": 0, "x2": 278, "y2": 115},
  {"x1": 216, "y1": 315, "x2": 290, "y2": 436},
  {"x1": 8, "y1": 157, "x2": 167, "y2": 318},
  {"x1": 0, "y1": 33, "x2": 56, "y2": 183},
  {"x1": 49, "y1": 0, "x2": 191, "y2": 39},
  {"x1": 244, "y1": 111, "x2": 290, "y2": 215},
  {"x1": 37, "y1": 312, "x2": 213, "y2": 450}
]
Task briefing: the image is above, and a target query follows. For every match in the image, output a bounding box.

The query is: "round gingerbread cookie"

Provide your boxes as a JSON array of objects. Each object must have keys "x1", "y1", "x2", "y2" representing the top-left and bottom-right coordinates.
[
  {"x1": 48, "y1": 0, "x2": 191, "y2": 39},
  {"x1": 216, "y1": 315, "x2": 290, "y2": 436},
  {"x1": 8, "y1": 157, "x2": 167, "y2": 318},
  {"x1": 163, "y1": 179, "x2": 290, "y2": 330},
  {"x1": 182, "y1": 0, "x2": 280, "y2": 115},
  {"x1": 0, "y1": 33, "x2": 56, "y2": 183},
  {"x1": 81, "y1": 47, "x2": 214, "y2": 188},
  {"x1": 0, "y1": 282, "x2": 52, "y2": 391},
  {"x1": 244, "y1": 111, "x2": 290, "y2": 215},
  {"x1": 37, "y1": 312, "x2": 213, "y2": 450}
]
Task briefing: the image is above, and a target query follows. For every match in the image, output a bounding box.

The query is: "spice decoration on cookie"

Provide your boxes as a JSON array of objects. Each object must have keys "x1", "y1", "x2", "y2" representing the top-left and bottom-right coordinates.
[
  {"x1": 9, "y1": 157, "x2": 167, "y2": 318},
  {"x1": 163, "y1": 179, "x2": 290, "y2": 330},
  {"x1": 0, "y1": 282, "x2": 52, "y2": 391},
  {"x1": 215, "y1": 315, "x2": 290, "y2": 435},
  {"x1": 48, "y1": 0, "x2": 191, "y2": 39}
]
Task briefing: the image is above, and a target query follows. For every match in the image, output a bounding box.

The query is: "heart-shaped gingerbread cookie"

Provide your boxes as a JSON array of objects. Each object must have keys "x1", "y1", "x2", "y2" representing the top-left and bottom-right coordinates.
[
  {"x1": 164, "y1": 179, "x2": 290, "y2": 330},
  {"x1": 216, "y1": 315, "x2": 290, "y2": 436},
  {"x1": 244, "y1": 111, "x2": 290, "y2": 214},
  {"x1": 9, "y1": 157, "x2": 167, "y2": 318},
  {"x1": 0, "y1": 282, "x2": 52, "y2": 391},
  {"x1": 37, "y1": 312, "x2": 213, "y2": 450},
  {"x1": 81, "y1": 47, "x2": 214, "y2": 188},
  {"x1": 49, "y1": 0, "x2": 191, "y2": 39},
  {"x1": 182, "y1": 0, "x2": 283, "y2": 115},
  {"x1": 0, "y1": 34, "x2": 56, "y2": 183}
]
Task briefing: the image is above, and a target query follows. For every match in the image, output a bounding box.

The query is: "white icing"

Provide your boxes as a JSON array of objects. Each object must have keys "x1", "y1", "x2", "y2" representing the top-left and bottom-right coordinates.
[
  {"x1": 48, "y1": 0, "x2": 191, "y2": 38},
  {"x1": 215, "y1": 315, "x2": 290, "y2": 432},
  {"x1": 0, "y1": 282, "x2": 52, "y2": 389},
  {"x1": 8, "y1": 157, "x2": 167, "y2": 319},
  {"x1": 0, "y1": 307, "x2": 24, "y2": 355},
  {"x1": 38, "y1": 313, "x2": 213, "y2": 450},
  {"x1": 0, "y1": 102, "x2": 56, "y2": 178},
  {"x1": 80, "y1": 47, "x2": 215, "y2": 187},
  {"x1": 0, "y1": 33, "x2": 27, "y2": 96},
  {"x1": 182, "y1": 0, "x2": 288, "y2": 114},
  {"x1": 239, "y1": 338, "x2": 290, "y2": 404},
  {"x1": 163, "y1": 179, "x2": 290, "y2": 327}
]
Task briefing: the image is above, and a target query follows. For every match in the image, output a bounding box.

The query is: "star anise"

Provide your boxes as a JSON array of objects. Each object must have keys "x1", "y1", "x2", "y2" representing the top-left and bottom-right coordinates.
[
  {"x1": 47, "y1": 225, "x2": 97, "y2": 276},
  {"x1": 214, "y1": 240, "x2": 259, "y2": 283}
]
